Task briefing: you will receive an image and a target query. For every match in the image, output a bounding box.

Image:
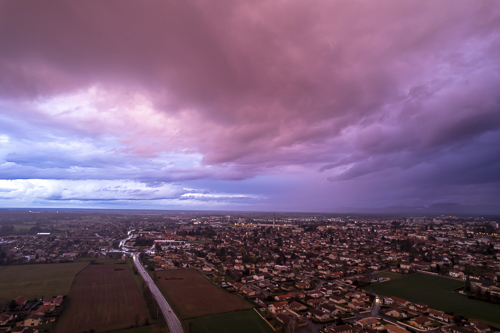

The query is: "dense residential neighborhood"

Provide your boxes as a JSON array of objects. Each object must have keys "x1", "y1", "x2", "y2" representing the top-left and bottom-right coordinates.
[{"x1": 0, "y1": 210, "x2": 499, "y2": 332}]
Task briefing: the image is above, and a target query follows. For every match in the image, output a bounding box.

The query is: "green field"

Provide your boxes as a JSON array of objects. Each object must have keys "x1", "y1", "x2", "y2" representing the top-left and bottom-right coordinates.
[
  {"x1": 365, "y1": 273, "x2": 500, "y2": 327},
  {"x1": 0, "y1": 262, "x2": 89, "y2": 301},
  {"x1": 190, "y1": 310, "x2": 273, "y2": 333}
]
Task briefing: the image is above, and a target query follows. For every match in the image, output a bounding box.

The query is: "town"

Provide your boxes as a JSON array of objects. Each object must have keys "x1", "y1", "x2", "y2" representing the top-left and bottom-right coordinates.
[{"x1": 0, "y1": 209, "x2": 499, "y2": 333}]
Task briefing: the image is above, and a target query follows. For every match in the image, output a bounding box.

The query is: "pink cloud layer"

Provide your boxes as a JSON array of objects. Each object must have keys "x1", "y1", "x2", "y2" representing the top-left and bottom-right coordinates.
[{"x1": 0, "y1": 0, "x2": 499, "y2": 208}]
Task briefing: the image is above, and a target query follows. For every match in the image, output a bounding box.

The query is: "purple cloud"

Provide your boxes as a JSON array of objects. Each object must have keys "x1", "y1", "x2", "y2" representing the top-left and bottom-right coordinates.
[{"x1": 0, "y1": 0, "x2": 499, "y2": 210}]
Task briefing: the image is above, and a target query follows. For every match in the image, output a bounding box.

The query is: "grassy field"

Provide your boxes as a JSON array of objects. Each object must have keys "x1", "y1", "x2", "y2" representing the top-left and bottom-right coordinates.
[
  {"x1": 154, "y1": 269, "x2": 254, "y2": 319},
  {"x1": 0, "y1": 262, "x2": 89, "y2": 301},
  {"x1": 365, "y1": 272, "x2": 500, "y2": 327},
  {"x1": 190, "y1": 310, "x2": 273, "y2": 333},
  {"x1": 55, "y1": 263, "x2": 149, "y2": 333}
]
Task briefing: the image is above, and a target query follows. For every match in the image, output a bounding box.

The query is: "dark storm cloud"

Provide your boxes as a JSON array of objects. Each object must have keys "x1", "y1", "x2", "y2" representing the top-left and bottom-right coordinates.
[{"x1": 0, "y1": 0, "x2": 499, "y2": 209}]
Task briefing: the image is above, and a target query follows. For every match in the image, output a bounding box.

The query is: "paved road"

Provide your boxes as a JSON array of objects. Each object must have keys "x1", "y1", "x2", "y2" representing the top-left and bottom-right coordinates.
[
  {"x1": 133, "y1": 254, "x2": 184, "y2": 333},
  {"x1": 371, "y1": 295, "x2": 382, "y2": 316}
]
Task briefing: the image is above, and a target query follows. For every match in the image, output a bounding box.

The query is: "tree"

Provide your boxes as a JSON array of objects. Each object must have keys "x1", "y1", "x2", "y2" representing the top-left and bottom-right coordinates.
[
  {"x1": 134, "y1": 237, "x2": 154, "y2": 247},
  {"x1": 284, "y1": 315, "x2": 298, "y2": 333},
  {"x1": 465, "y1": 275, "x2": 471, "y2": 292},
  {"x1": 135, "y1": 314, "x2": 140, "y2": 326}
]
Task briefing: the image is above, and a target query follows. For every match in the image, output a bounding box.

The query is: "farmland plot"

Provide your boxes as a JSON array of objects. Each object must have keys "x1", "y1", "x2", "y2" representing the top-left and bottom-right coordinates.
[
  {"x1": 154, "y1": 269, "x2": 254, "y2": 319},
  {"x1": 56, "y1": 263, "x2": 148, "y2": 333},
  {"x1": 0, "y1": 262, "x2": 88, "y2": 301}
]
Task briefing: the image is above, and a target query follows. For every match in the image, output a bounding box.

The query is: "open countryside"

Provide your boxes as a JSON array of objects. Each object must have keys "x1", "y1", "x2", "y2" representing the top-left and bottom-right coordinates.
[
  {"x1": 55, "y1": 263, "x2": 149, "y2": 333},
  {"x1": 0, "y1": 262, "x2": 88, "y2": 301},
  {"x1": 365, "y1": 273, "x2": 500, "y2": 327},
  {"x1": 154, "y1": 269, "x2": 254, "y2": 319},
  {"x1": 190, "y1": 310, "x2": 273, "y2": 333}
]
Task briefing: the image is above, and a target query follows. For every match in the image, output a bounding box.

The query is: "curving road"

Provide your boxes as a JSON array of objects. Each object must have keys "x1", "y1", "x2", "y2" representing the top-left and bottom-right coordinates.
[{"x1": 133, "y1": 254, "x2": 184, "y2": 333}]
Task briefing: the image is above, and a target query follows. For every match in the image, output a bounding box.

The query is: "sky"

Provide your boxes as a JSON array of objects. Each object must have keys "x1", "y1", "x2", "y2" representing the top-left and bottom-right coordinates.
[{"x1": 0, "y1": 0, "x2": 499, "y2": 212}]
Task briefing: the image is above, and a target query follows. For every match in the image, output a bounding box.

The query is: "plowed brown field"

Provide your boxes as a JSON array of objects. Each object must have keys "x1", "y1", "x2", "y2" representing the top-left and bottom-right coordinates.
[
  {"x1": 56, "y1": 263, "x2": 148, "y2": 333},
  {"x1": 155, "y1": 269, "x2": 254, "y2": 319}
]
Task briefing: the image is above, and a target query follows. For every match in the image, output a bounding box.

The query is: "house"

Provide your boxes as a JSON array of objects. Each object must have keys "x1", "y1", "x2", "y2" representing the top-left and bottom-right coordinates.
[
  {"x1": 14, "y1": 296, "x2": 27, "y2": 307},
  {"x1": 32, "y1": 304, "x2": 55, "y2": 316},
  {"x1": 289, "y1": 291, "x2": 305, "y2": 299},
  {"x1": 355, "y1": 317, "x2": 380, "y2": 329},
  {"x1": 24, "y1": 314, "x2": 43, "y2": 327},
  {"x1": 385, "y1": 307, "x2": 406, "y2": 318},
  {"x1": 296, "y1": 281, "x2": 310, "y2": 289},
  {"x1": 0, "y1": 312, "x2": 14, "y2": 325},
  {"x1": 409, "y1": 316, "x2": 432, "y2": 329},
  {"x1": 471, "y1": 323, "x2": 490, "y2": 333},
  {"x1": 442, "y1": 313, "x2": 454, "y2": 323},
  {"x1": 274, "y1": 294, "x2": 291, "y2": 302},
  {"x1": 241, "y1": 287, "x2": 255, "y2": 296},
  {"x1": 43, "y1": 295, "x2": 63, "y2": 306},
  {"x1": 307, "y1": 298, "x2": 328, "y2": 307},
  {"x1": 428, "y1": 309, "x2": 453, "y2": 322},
  {"x1": 391, "y1": 296, "x2": 410, "y2": 307},
  {"x1": 253, "y1": 273, "x2": 266, "y2": 281},
  {"x1": 471, "y1": 280, "x2": 496, "y2": 292},
  {"x1": 400, "y1": 263, "x2": 412, "y2": 270},
  {"x1": 384, "y1": 296, "x2": 394, "y2": 305},
  {"x1": 321, "y1": 303, "x2": 341, "y2": 315},
  {"x1": 281, "y1": 284, "x2": 295, "y2": 292},
  {"x1": 306, "y1": 290, "x2": 324, "y2": 298},
  {"x1": 348, "y1": 299, "x2": 366, "y2": 310},
  {"x1": 330, "y1": 295, "x2": 346, "y2": 304},
  {"x1": 289, "y1": 301, "x2": 307, "y2": 311},
  {"x1": 409, "y1": 302, "x2": 428, "y2": 312},
  {"x1": 450, "y1": 326, "x2": 476, "y2": 333},
  {"x1": 385, "y1": 324, "x2": 408, "y2": 333},
  {"x1": 268, "y1": 302, "x2": 288, "y2": 314},
  {"x1": 481, "y1": 272, "x2": 497, "y2": 282},
  {"x1": 309, "y1": 309, "x2": 330, "y2": 320},
  {"x1": 449, "y1": 270, "x2": 465, "y2": 279}
]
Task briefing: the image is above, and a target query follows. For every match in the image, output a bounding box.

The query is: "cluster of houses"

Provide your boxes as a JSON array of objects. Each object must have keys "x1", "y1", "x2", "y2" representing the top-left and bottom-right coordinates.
[
  {"x1": 1, "y1": 213, "x2": 499, "y2": 332},
  {"x1": 134, "y1": 217, "x2": 499, "y2": 332},
  {"x1": 377, "y1": 296, "x2": 492, "y2": 333},
  {"x1": 0, "y1": 295, "x2": 64, "y2": 332},
  {"x1": 0, "y1": 219, "x2": 134, "y2": 265}
]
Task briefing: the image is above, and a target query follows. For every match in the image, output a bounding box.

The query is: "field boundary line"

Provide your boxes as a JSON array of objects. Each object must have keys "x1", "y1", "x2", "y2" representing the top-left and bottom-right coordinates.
[{"x1": 253, "y1": 308, "x2": 280, "y2": 332}]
